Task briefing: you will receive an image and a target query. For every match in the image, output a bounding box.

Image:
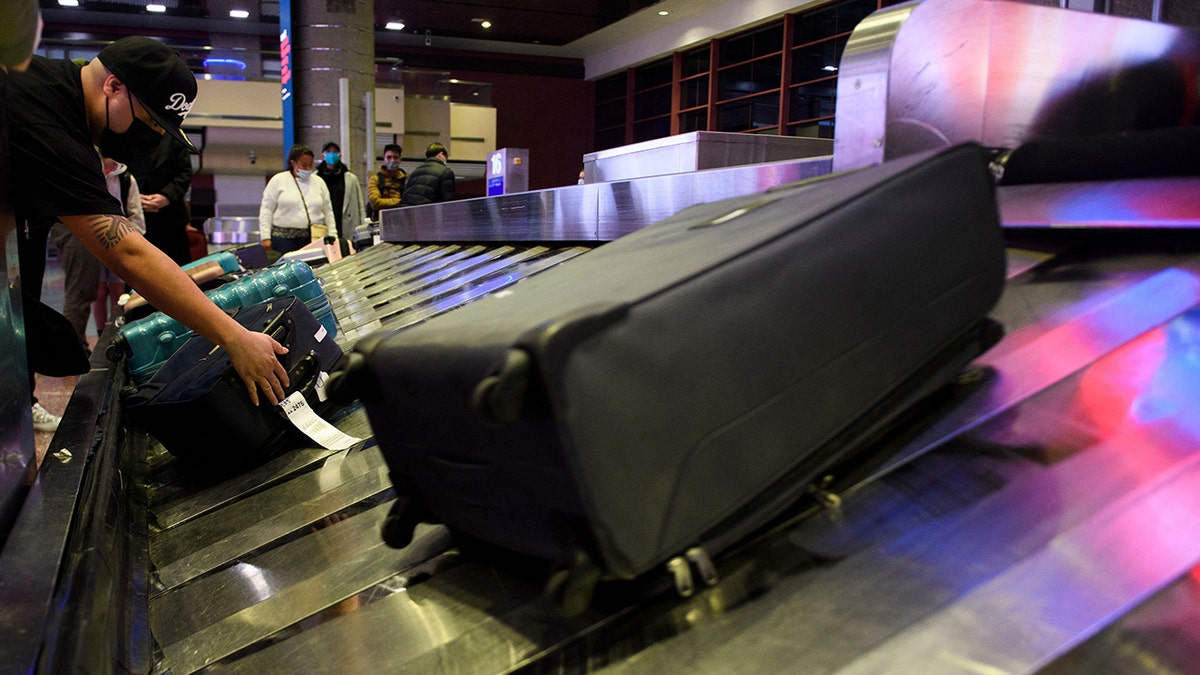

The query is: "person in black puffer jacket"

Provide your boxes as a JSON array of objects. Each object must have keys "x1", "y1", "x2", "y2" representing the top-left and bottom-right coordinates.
[{"x1": 400, "y1": 142, "x2": 455, "y2": 206}]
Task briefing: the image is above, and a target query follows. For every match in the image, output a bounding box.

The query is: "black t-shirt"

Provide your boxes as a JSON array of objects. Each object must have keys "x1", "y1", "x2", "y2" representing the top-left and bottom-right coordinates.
[
  {"x1": 6, "y1": 55, "x2": 121, "y2": 222},
  {"x1": 318, "y1": 163, "x2": 346, "y2": 229}
]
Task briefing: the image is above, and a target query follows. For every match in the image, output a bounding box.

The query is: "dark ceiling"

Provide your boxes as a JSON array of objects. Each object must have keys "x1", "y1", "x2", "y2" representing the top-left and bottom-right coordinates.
[{"x1": 38, "y1": 0, "x2": 664, "y2": 47}]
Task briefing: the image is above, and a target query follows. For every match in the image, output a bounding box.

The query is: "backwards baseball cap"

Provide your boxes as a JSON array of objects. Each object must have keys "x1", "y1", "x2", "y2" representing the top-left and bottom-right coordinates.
[{"x1": 97, "y1": 36, "x2": 198, "y2": 154}]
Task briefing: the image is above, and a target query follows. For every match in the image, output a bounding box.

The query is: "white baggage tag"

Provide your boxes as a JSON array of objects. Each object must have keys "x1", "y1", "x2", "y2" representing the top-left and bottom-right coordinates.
[{"x1": 279, "y1": 391, "x2": 362, "y2": 450}]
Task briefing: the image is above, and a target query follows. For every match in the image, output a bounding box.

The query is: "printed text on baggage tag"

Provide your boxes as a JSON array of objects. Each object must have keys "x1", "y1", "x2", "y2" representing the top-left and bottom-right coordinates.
[{"x1": 279, "y1": 391, "x2": 362, "y2": 450}]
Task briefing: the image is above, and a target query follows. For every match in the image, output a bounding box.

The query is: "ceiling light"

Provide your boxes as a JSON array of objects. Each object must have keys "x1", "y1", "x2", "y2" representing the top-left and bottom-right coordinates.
[
  {"x1": 230, "y1": 9, "x2": 250, "y2": 19},
  {"x1": 58, "y1": 0, "x2": 80, "y2": 6},
  {"x1": 385, "y1": 21, "x2": 405, "y2": 30},
  {"x1": 481, "y1": 20, "x2": 492, "y2": 29},
  {"x1": 822, "y1": 65, "x2": 838, "y2": 72},
  {"x1": 147, "y1": 4, "x2": 166, "y2": 12},
  {"x1": 659, "y1": 10, "x2": 670, "y2": 16}
]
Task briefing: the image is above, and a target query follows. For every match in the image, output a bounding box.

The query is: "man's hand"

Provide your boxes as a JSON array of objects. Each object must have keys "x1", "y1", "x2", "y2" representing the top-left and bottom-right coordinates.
[
  {"x1": 224, "y1": 328, "x2": 291, "y2": 406},
  {"x1": 141, "y1": 193, "x2": 170, "y2": 213}
]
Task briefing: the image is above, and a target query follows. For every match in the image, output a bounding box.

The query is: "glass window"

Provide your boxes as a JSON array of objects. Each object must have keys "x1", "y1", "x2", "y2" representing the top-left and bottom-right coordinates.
[
  {"x1": 679, "y1": 109, "x2": 708, "y2": 133},
  {"x1": 633, "y1": 117, "x2": 671, "y2": 142},
  {"x1": 716, "y1": 93, "x2": 780, "y2": 132},
  {"x1": 595, "y1": 127, "x2": 626, "y2": 151},
  {"x1": 595, "y1": 98, "x2": 626, "y2": 131},
  {"x1": 634, "y1": 86, "x2": 671, "y2": 120},
  {"x1": 717, "y1": 58, "x2": 782, "y2": 100},
  {"x1": 791, "y1": 37, "x2": 848, "y2": 84},
  {"x1": 837, "y1": 0, "x2": 883, "y2": 34},
  {"x1": 596, "y1": 73, "x2": 626, "y2": 102},
  {"x1": 788, "y1": 119, "x2": 836, "y2": 139},
  {"x1": 681, "y1": 46, "x2": 711, "y2": 78},
  {"x1": 680, "y1": 76, "x2": 709, "y2": 110},
  {"x1": 720, "y1": 22, "x2": 784, "y2": 66},
  {"x1": 788, "y1": 81, "x2": 837, "y2": 123},
  {"x1": 795, "y1": 0, "x2": 879, "y2": 43},
  {"x1": 635, "y1": 58, "x2": 673, "y2": 89},
  {"x1": 794, "y1": 4, "x2": 838, "y2": 44}
]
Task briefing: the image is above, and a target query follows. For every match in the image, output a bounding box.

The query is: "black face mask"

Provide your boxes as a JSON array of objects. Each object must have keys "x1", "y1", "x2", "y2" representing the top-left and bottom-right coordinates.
[{"x1": 98, "y1": 88, "x2": 163, "y2": 164}]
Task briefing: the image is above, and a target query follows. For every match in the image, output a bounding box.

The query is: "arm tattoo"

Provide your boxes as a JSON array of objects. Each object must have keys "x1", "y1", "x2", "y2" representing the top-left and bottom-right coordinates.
[{"x1": 88, "y1": 214, "x2": 134, "y2": 250}]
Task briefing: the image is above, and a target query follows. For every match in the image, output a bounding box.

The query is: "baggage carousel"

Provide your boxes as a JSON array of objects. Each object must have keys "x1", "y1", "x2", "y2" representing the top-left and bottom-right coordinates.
[
  {"x1": 5, "y1": 2, "x2": 1200, "y2": 671},
  {"x1": 5, "y1": 159, "x2": 1200, "y2": 673}
]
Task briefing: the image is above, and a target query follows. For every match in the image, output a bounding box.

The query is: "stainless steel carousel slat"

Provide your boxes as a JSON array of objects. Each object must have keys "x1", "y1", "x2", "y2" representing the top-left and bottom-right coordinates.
[
  {"x1": 151, "y1": 447, "x2": 391, "y2": 591},
  {"x1": 322, "y1": 245, "x2": 471, "y2": 302},
  {"x1": 338, "y1": 246, "x2": 487, "y2": 300},
  {"x1": 866, "y1": 266, "x2": 1200, "y2": 481},
  {"x1": 1041, "y1": 566, "x2": 1200, "y2": 672},
  {"x1": 379, "y1": 246, "x2": 591, "y2": 332},
  {"x1": 158, "y1": 522, "x2": 454, "y2": 674},
  {"x1": 997, "y1": 178, "x2": 1200, "y2": 229},
  {"x1": 315, "y1": 240, "x2": 411, "y2": 278},
  {"x1": 1004, "y1": 246, "x2": 1059, "y2": 279},
  {"x1": 321, "y1": 245, "x2": 451, "y2": 306},
  {"x1": 335, "y1": 246, "x2": 550, "y2": 340},
  {"x1": 150, "y1": 408, "x2": 373, "y2": 530},
  {"x1": 214, "y1": 545, "x2": 571, "y2": 674},
  {"x1": 334, "y1": 246, "x2": 519, "y2": 321},
  {"x1": 340, "y1": 246, "x2": 589, "y2": 341},
  {"x1": 318, "y1": 242, "x2": 422, "y2": 281},
  {"x1": 330, "y1": 245, "x2": 493, "y2": 312},
  {"x1": 152, "y1": 448, "x2": 347, "y2": 531},
  {"x1": 838, "y1": 450, "x2": 1200, "y2": 674},
  {"x1": 150, "y1": 500, "x2": 411, "y2": 645}
]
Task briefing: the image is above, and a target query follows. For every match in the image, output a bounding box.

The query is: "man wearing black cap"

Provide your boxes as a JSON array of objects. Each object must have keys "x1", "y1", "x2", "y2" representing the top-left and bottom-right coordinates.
[{"x1": 6, "y1": 36, "x2": 289, "y2": 406}]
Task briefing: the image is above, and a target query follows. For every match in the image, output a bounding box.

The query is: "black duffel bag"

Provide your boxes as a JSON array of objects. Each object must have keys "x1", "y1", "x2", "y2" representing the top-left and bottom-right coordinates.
[{"x1": 123, "y1": 295, "x2": 343, "y2": 464}]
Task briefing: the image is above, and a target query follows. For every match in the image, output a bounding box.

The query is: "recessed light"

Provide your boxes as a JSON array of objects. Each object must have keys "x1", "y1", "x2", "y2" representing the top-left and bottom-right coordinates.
[
  {"x1": 658, "y1": 10, "x2": 669, "y2": 16},
  {"x1": 822, "y1": 65, "x2": 838, "y2": 72},
  {"x1": 481, "y1": 20, "x2": 492, "y2": 29},
  {"x1": 147, "y1": 4, "x2": 166, "y2": 12},
  {"x1": 385, "y1": 21, "x2": 405, "y2": 30},
  {"x1": 58, "y1": 0, "x2": 80, "y2": 6},
  {"x1": 230, "y1": 9, "x2": 249, "y2": 19}
]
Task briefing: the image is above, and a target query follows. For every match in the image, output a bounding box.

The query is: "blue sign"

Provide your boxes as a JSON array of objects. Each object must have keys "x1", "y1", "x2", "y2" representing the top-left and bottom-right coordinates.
[
  {"x1": 280, "y1": 0, "x2": 294, "y2": 158},
  {"x1": 487, "y1": 177, "x2": 505, "y2": 196}
]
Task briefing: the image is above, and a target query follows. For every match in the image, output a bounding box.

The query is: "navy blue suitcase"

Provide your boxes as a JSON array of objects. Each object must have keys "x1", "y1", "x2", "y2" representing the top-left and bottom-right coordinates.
[
  {"x1": 124, "y1": 296, "x2": 343, "y2": 464},
  {"x1": 335, "y1": 144, "x2": 1007, "y2": 611}
]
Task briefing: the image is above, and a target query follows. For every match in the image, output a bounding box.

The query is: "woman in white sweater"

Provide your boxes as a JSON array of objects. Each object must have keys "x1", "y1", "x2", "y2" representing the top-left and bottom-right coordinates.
[{"x1": 258, "y1": 144, "x2": 336, "y2": 254}]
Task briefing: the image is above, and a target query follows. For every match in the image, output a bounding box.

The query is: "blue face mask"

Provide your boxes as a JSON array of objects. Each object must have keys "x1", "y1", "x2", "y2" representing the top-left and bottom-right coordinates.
[
  {"x1": 324, "y1": 151, "x2": 340, "y2": 166},
  {"x1": 296, "y1": 169, "x2": 315, "y2": 180}
]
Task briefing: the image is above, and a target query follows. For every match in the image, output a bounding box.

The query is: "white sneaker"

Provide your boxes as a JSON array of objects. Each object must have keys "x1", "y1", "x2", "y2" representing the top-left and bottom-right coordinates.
[{"x1": 32, "y1": 402, "x2": 62, "y2": 433}]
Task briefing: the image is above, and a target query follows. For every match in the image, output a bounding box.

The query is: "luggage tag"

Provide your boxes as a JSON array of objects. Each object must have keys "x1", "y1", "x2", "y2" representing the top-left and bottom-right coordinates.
[
  {"x1": 269, "y1": 312, "x2": 362, "y2": 451},
  {"x1": 280, "y1": 391, "x2": 361, "y2": 450}
]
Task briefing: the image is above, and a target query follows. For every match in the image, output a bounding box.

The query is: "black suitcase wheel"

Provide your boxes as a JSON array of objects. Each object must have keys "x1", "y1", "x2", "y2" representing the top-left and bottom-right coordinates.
[
  {"x1": 546, "y1": 547, "x2": 602, "y2": 617},
  {"x1": 380, "y1": 496, "x2": 425, "y2": 549}
]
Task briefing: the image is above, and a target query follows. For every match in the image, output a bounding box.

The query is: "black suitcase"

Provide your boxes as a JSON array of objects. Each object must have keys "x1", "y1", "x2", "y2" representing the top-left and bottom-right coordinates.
[
  {"x1": 124, "y1": 295, "x2": 344, "y2": 464},
  {"x1": 335, "y1": 144, "x2": 1008, "y2": 610}
]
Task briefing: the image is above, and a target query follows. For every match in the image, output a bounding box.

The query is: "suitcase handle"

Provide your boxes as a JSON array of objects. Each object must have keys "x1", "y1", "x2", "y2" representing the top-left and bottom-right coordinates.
[
  {"x1": 473, "y1": 348, "x2": 533, "y2": 426},
  {"x1": 474, "y1": 303, "x2": 630, "y2": 426}
]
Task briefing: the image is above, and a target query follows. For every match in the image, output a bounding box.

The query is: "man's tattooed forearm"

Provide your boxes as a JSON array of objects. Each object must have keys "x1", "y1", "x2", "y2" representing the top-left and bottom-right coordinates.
[{"x1": 89, "y1": 214, "x2": 133, "y2": 250}]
